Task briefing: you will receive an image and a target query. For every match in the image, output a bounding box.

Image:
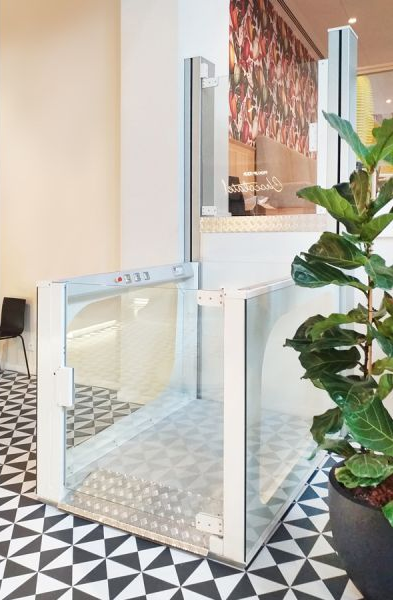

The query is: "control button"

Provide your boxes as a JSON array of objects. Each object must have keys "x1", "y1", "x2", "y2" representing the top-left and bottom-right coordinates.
[
  {"x1": 143, "y1": 271, "x2": 150, "y2": 281},
  {"x1": 133, "y1": 272, "x2": 141, "y2": 282},
  {"x1": 173, "y1": 265, "x2": 184, "y2": 276},
  {"x1": 115, "y1": 276, "x2": 123, "y2": 283},
  {"x1": 124, "y1": 274, "x2": 132, "y2": 284}
]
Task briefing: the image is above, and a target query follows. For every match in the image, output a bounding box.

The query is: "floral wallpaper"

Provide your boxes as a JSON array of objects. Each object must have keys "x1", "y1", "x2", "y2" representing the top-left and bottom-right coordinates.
[{"x1": 229, "y1": 0, "x2": 318, "y2": 156}]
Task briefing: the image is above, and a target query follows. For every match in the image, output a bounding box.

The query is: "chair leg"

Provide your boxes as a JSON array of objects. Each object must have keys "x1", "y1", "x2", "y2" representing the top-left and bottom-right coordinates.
[{"x1": 19, "y1": 335, "x2": 31, "y2": 378}]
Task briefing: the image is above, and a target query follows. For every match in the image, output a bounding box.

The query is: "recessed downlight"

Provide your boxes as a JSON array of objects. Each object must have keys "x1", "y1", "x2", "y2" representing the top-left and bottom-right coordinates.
[
  {"x1": 387, "y1": 99, "x2": 392, "y2": 104},
  {"x1": 348, "y1": 17, "x2": 357, "y2": 24}
]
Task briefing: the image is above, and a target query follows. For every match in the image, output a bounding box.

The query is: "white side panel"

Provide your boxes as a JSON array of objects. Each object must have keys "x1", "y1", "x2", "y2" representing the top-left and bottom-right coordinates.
[
  {"x1": 223, "y1": 295, "x2": 245, "y2": 564},
  {"x1": 200, "y1": 231, "x2": 324, "y2": 290},
  {"x1": 339, "y1": 26, "x2": 358, "y2": 182},
  {"x1": 36, "y1": 282, "x2": 67, "y2": 504},
  {"x1": 317, "y1": 59, "x2": 329, "y2": 191},
  {"x1": 327, "y1": 26, "x2": 357, "y2": 186}
]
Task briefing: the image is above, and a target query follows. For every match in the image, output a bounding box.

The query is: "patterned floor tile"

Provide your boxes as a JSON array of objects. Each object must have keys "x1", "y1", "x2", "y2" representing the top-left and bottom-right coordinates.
[{"x1": 0, "y1": 371, "x2": 364, "y2": 600}]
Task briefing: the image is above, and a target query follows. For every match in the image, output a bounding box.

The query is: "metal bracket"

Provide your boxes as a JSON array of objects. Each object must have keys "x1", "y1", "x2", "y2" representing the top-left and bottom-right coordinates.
[
  {"x1": 201, "y1": 205, "x2": 217, "y2": 217},
  {"x1": 197, "y1": 290, "x2": 223, "y2": 307},
  {"x1": 202, "y1": 77, "x2": 219, "y2": 89},
  {"x1": 209, "y1": 535, "x2": 224, "y2": 556},
  {"x1": 196, "y1": 512, "x2": 223, "y2": 536},
  {"x1": 55, "y1": 366, "x2": 74, "y2": 407}
]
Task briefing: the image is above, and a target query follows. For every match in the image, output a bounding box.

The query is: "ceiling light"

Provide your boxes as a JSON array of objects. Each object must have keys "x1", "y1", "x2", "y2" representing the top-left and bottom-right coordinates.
[
  {"x1": 387, "y1": 99, "x2": 392, "y2": 104},
  {"x1": 348, "y1": 17, "x2": 357, "y2": 24}
]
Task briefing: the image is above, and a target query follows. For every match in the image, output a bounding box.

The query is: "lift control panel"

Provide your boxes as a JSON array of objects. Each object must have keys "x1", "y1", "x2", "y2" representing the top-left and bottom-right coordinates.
[
  {"x1": 114, "y1": 264, "x2": 188, "y2": 286},
  {"x1": 57, "y1": 263, "x2": 196, "y2": 299}
]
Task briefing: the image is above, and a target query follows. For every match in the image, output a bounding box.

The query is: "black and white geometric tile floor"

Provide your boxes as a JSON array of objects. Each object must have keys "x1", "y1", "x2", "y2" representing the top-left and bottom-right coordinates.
[{"x1": 0, "y1": 372, "x2": 363, "y2": 600}]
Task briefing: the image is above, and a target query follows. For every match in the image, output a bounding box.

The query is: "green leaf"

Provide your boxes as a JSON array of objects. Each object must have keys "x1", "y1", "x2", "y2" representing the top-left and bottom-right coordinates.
[
  {"x1": 377, "y1": 316, "x2": 393, "y2": 338},
  {"x1": 335, "y1": 182, "x2": 356, "y2": 207},
  {"x1": 323, "y1": 112, "x2": 371, "y2": 166},
  {"x1": 360, "y1": 213, "x2": 393, "y2": 242},
  {"x1": 291, "y1": 256, "x2": 368, "y2": 293},
  {"x1": 309, "y1": 309, "x2": 368, "y2": 339},
  {"x1": 296, "y1": 185, "x2": 362, "y2": 228},
  {"x1": 365, "y1": 254, "x2": 393, "y2": 289},
  {"x1": 372, "y1": 357, "x2": 393, "y2": 375},
  {"x1": 344, "y1": 397, "x2": 393, "y2": 456},
  {"x1": 335, "y1": 465, "x2": 390, "y2": 488},
  {"x1": 350, "y1": 170, "x2": 370, "y2": 215},
  {"x1": 369, "y1": 178, "x2": 393, "y2": 217},
  {"x1": 378, "y1": 373, "x2": 393, "y2": 401},
  {"x1": 369, "y1": 118, "x2": 393, "y2": 166},
  {"x1": 334, "y1": 466, "x2": 360, "y2": 488},
  {"x1": 372, "y1": 326, "x2": 393, "y2": 357},
  {"x1": 383, "y1": 292, "x2": 393, "y2": 316},
  {"x1": 310, "y1": 407, "x2": 344, "y2": 444},
  {"x1": 320, "y1": 438, "x2": 356, "y2": 458},
  {"x1": 382, "y1": 500, "x2": 393, "y2": 526},
  {"x1": 284, "y1": 315, "x2": 325, "y2": 352},
  {"x1": 342, "y1": 231, "x2": 362, "y2": 246},
  {"x1": 374, "y1": 317, "x2": 393, "y2": 356},
  {"x1": 346, "y1": 453, "x2": 392, "y2": 479},
  {"x1": 309, "y1": 328, "x2": 366, "y2": 351},
  {"x1": 305, "y1": 232, "x2": 366, "y2": 270},
  {"x1": 310, "y1": 437, "x2": 356, "y2": 460},
  {"x1": 299, "y1": 347, "x2": 361, "y2": 379},
  {"x1": 318, "y1": 374, "x2": 377, "y2": 411}
]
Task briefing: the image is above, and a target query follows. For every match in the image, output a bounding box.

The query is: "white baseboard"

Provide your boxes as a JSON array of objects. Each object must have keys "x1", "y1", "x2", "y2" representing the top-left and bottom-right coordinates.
[{"x1": 1, "y1": 361, "x2": 36, "y2": 377}]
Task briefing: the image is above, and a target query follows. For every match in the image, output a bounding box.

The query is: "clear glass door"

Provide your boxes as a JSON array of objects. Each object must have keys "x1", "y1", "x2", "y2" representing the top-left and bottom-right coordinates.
[{"x1": 63, "y1": 280, "x2": 224, "y2": 554}]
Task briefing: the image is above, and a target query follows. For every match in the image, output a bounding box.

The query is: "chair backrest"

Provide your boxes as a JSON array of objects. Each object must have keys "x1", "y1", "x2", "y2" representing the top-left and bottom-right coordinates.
[{"x1": 1, "y1": 297, "x2": 26, "y2": 335}]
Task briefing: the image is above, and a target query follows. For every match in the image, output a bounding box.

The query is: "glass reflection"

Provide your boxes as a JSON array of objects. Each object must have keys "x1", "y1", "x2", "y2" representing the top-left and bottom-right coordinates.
[
  {"x1": 227, "y1": 0, "x2": 318, "y2": 217},
  {"x1": 357, "y1": 70, "x2": 393, "y2": 191}
]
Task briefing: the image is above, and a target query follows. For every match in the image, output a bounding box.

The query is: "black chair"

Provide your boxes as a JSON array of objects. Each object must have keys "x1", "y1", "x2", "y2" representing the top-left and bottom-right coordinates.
[{"x1": 0, "y1": 298, "x2": 30, "y2": 378}]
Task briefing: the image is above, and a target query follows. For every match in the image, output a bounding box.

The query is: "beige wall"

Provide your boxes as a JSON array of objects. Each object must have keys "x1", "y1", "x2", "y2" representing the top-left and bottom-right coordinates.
[{"x1": 0, "y1": 0, "x2": 121, "y2": 373}]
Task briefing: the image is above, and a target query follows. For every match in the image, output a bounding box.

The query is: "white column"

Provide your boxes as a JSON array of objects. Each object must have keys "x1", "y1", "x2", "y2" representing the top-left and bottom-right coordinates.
[
  {"x1": 327, "y1": 26, "x2": 358, "y2": 186},
  {"x1": 121, "y1": 0, "x2": 229, "y2": 267},
  {"x1": 121, "y1": 0, "x2": 181, "y2": 268}
]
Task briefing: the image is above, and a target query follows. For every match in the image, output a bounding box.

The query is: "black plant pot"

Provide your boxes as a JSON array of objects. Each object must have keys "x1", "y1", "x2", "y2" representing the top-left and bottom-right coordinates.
[{"x1": 329, "y1": 466, "x2": 393, "y2": 600}]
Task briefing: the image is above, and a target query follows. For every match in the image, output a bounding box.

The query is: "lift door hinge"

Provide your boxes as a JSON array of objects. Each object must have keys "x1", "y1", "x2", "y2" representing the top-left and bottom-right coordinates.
[
  {"x1": 202, "y1": 77, "x2": 219, "y2": 89},
  {"x1": 197, "y1": 290, "x2": 223, "y2": 307},
  {"x1": 196, "y1": 513, "x2": 223, "y2": 536},
  {"x1": 55, "y1": 366, "x2": 74, "y2": 407}
]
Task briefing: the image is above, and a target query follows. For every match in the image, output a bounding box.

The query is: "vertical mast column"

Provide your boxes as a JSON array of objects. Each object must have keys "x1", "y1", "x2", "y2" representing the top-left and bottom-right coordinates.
[{"x1": 326, "y1": 26, "x2": 358, "y2": 187}]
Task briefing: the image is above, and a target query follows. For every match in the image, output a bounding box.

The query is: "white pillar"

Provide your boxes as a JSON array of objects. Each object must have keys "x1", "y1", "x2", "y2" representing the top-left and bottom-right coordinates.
[
  {"x1": 121, "y1": 0, "x2": 229, "y2": 268},
  {"x1": 121, "y1": 0, "x2": 181, "y2": 268},
  {"x1": 327, "y1": 26, "x2": 358, "y2": 186}
]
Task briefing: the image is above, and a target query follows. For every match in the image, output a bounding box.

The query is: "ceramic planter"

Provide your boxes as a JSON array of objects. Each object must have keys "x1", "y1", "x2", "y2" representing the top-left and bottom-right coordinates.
[{"x1": 329, "y1": 466, "x2": 393, "y2": 600}]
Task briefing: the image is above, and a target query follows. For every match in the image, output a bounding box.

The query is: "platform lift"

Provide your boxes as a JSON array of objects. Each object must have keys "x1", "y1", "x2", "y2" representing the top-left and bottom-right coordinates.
[{"x1": 36, "y1": 27, "x2": 357, "y2": 567}]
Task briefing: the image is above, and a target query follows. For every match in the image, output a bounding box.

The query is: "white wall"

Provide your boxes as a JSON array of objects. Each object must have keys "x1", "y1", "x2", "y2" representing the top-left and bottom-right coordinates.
[
  {"x1": 178, "y1": 0, "x2": 228, "y2": 76},
  {"x1": 0, "y1": 0, "x2": 121, "y2": 374},
  {"x1": 121, "y1": 0, "x2": 229, "y2": 267},
  {"x1": 121, "y1": 0, "x2": 181, "y2": 268},
  {"x1": 179, "y1": 0, "x2": 230, "y2": 218}
]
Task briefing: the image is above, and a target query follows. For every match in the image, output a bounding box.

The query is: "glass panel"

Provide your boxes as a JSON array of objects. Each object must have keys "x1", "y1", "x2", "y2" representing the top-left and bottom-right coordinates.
[
  {"x1": 357, "y1": 70, "x2": 393, "y2": 191},
  {"x1": 201, "y1": 0, "x2": 320, "y2": 222},
  {"x1": 64, "y1": 280, "x2": 224, "y2": 553},
  {"x1": 245, "y1": 283, "x2": 337, "y2": 560}
]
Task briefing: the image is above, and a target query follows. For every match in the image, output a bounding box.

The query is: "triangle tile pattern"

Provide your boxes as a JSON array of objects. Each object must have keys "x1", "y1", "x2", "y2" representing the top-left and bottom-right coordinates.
[
  {"x1": 66, "y1": 385, "x2": 140, "y2": 448},
  {"x1": 0, "y1": 371, "x2": 364, "y2": 599}
]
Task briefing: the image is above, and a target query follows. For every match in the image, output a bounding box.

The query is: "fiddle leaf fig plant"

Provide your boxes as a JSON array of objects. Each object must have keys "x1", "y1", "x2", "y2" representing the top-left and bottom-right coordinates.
[{"x1": 286, "y1": 111, "x2": 393, "y2": 524}]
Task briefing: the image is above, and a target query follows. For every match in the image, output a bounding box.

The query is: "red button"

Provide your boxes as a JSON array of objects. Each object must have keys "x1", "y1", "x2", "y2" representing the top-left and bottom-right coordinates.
[{"x1": 115, "y1": 276, "x2": 123, "y2": 283}]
